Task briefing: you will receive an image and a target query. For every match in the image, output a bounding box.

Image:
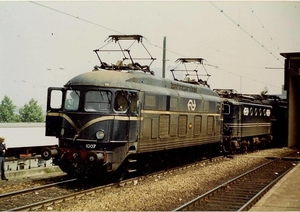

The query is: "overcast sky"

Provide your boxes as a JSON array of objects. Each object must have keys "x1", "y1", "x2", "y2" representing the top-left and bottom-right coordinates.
[{"x1": 1, "y1": 1, "x2": 299, "y2": 108}]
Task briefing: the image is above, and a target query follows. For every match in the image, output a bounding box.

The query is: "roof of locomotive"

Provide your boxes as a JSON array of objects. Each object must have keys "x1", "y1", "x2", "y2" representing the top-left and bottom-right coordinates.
[
  {"x1": 65, "y1": 69, "x2": 219, "y2": 98},
  {"x1": 213, "y1": 89, "x2": 272, "y2": 107},
  {"x1": 222, "y1": 98, "x2": 272, "y2": 108}
]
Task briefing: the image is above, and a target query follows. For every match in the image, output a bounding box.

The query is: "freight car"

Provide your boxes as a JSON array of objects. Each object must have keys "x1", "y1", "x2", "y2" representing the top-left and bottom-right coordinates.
[
  {"x1": 42, "y1": 35, "x2": 222, "y2": 178},
  {"x1": 0, "y1": 123, "x2": 57, "y2": 157}
]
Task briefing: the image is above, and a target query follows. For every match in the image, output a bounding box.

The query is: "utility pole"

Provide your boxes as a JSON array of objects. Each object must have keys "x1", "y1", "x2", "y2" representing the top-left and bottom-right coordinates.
[{"x1": 162, "y1": 36, "x2": 166, "y2": 78}]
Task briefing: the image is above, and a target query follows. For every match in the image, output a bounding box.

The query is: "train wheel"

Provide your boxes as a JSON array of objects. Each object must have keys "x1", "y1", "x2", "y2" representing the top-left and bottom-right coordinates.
[
  {"x1": 158, "y1": 154, "x2": 170, "y2": 170},
  {"x1": 67, "y1": 171, "x2": 76, "y2": 178},
  {"x1": 142, "y1": 164, "x2": 152, "y2": 175},
  {"x1": 175, "y1": 149, "x2": 187, "y2": 166},
  {"x1": 260, "y1": 138, "x2": 268, "y2": 149},
  {"x1": 114, "y1": 166, "x2": 127, "y2": 182},
  {"x1": 139, "y1": 155, "x2": 154, "y2": 175},
  {"x1": 191, "y1": 148, "x2": 201, "y2": 162},
  {"x1": 241, "y1": 142, "x2": 248, "y2": 153}
]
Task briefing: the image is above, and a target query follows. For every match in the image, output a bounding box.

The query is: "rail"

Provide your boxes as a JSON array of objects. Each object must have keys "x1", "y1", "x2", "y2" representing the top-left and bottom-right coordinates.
[
  {"x1": 6, "y1": 156, "x2": 226, "y2": 211},
  {"x1": 0, "y1": 178, "x2": 76, "y2": 198},
  {"x1": 173, "y1": 151, "x2": 299, "y2": 211}
]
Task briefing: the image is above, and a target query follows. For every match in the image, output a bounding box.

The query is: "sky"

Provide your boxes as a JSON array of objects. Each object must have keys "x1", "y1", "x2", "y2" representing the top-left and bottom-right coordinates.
[{"x1": 1, "y1": 1, "x2": 300, "y2": 108}]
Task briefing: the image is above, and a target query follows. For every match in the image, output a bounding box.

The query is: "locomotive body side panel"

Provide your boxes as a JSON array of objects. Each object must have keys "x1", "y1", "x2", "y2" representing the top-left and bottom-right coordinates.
[
  {"x1": 137, "y1": 81, "x2": 222, "y2": 153},
  {"x1": 223, "y1": 100, "x2": 272, "y2": 137},
  {"x1": 239, "y1": 103, "x2": 272, "y2": 137}
]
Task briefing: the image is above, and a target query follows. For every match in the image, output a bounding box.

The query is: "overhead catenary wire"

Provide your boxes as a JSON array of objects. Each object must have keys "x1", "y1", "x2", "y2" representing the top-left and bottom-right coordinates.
[
  {"x1": 30, "y1": 1, "x2": 284, "y2": 91},
  {"x1": 210, "y1": 2, "x2": 283, "y2": 65},
  {"x1": 247, "y1": 3, "x2": 281, "y2": 52},
  {"x1": 30, "y1": 1, "x2": 124, "y2": 35},
  {"x1": 215, "y1": 66, "x2": 282, "y2": 89}
]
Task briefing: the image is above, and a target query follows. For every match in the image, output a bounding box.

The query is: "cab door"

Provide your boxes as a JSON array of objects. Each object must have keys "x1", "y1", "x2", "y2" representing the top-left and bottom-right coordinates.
[
  {"x1": 46, "y1": 87, "x2": 64, "y2": 137},
  {"x1": 128, "y1": 92, "x2": 140, "y2": 143},
  {"x1": 111, "y1": 91, "x2": 139, "y2": 143}
]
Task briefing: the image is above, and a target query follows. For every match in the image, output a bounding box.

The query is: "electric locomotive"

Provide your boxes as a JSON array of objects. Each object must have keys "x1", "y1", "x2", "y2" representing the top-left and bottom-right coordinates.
[
  {"x1": 214, "y1": 89, "x2": 273, "y2": 153},
  {"x1": 42, "y1": 35, "x2": 222, "y2": 178}
]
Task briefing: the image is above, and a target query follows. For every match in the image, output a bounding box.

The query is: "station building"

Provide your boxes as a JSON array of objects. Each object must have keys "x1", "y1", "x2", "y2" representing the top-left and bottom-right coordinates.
[{"x1": 281, "y1": 52, "x2": 300, "y2": 147}]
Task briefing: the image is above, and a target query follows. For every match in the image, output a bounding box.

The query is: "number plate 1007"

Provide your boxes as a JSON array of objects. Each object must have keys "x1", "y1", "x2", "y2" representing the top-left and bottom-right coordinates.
[{"x1": 86, "y1": 144, "x2": 96, "y2": 149}]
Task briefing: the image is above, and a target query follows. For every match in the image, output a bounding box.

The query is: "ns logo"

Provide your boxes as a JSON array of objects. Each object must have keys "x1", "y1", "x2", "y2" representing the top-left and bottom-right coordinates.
[{"x1": 187, "y1": 99, "x2": 196, "y2": 111}]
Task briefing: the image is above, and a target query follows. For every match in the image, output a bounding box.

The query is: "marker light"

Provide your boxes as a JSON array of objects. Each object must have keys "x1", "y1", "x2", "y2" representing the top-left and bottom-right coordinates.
[{"x1": 61, "y1": 128, "x2": 65, "y2": 136}]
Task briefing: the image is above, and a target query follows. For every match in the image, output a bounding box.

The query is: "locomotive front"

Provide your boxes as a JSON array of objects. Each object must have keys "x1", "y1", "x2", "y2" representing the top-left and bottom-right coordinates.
[{"x1": 43, "y1": 71, "x2": 140, "y2": 178}]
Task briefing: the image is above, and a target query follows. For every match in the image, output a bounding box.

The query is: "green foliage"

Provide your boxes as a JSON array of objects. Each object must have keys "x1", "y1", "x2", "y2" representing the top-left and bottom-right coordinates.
[
  {"x1": 0, "y1": 96, "x2": 19, "y2": 122},
  {"x1": 0, "y1": 96, "x2": 44, "y2": 123},
  {"x1": 19, "y1": 99, "x2": 44, "y2": 122}
]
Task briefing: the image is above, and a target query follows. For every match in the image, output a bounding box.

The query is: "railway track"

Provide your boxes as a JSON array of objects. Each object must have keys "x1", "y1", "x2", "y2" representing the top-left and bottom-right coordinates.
[
  {"x1": 0, "y1": 178, "x2": 76, "y2": 199},
  {"x1": 5, "y1": 176, "x2": 152, "y2": 211},
  {"x1": 0, "y1": 178, "x2": 80, "y2": 211},
  {"x1": 3, "y1": 156, "x2": 226, "y2": 211},
  {"x1": 3, "y1": 150, "x2": 296, "y2": 211},
  {"x1": 173, "y1": 151, "x2": 299, "y2": 211}
]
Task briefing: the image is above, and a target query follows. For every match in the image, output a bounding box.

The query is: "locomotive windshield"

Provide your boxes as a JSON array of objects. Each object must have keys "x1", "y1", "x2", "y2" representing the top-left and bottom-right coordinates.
[
  {"x1": 85, "y1": 90, "x2": 112, "y2": 112},
  {"x1": 58, "y1": 88, "x2": 138, "y2": 114}
]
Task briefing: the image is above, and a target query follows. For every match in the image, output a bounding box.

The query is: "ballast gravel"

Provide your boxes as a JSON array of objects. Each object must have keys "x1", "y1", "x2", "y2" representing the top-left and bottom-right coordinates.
[{"x1": 50, "y1": 148, "x2": 295, "y2": 211}]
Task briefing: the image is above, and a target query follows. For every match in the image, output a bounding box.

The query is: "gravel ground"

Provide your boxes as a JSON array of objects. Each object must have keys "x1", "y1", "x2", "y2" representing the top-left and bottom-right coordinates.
[
  {"x1": 0, "y1": 172, "x2": 67, "y2": 194},
  {"x1": 43, "y1": 148, "x2": 294, "y2": 211}
]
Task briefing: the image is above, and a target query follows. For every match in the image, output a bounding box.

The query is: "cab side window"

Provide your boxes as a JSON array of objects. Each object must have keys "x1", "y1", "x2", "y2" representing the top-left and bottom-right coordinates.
[
  {"x1": 65, "y1": 90, "x2": 80, "y2": 110},
  {"x1": 223, "y1": 104, "x2": 230, "y2": 115},
  {"x1": 113, "y1": 91, "x2": 138, "y2": 114},
  {"x1": 114, "y1": 91, "x2": 127, "y2": 112}
]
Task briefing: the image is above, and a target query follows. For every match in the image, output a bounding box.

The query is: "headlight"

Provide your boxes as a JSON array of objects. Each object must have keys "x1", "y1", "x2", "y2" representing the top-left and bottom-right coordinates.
[{"x1": 96, "y1": 130, "x2": 105, "y2": 140}]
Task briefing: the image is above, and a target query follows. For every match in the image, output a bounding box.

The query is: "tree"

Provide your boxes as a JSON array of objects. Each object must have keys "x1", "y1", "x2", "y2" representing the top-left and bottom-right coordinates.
[
  {"x1": 19, "y1": 99, "x2": 44, "y2": 122},
  {"x1": 0, "y1": 95, "x2": 19, "y2": 122}
]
